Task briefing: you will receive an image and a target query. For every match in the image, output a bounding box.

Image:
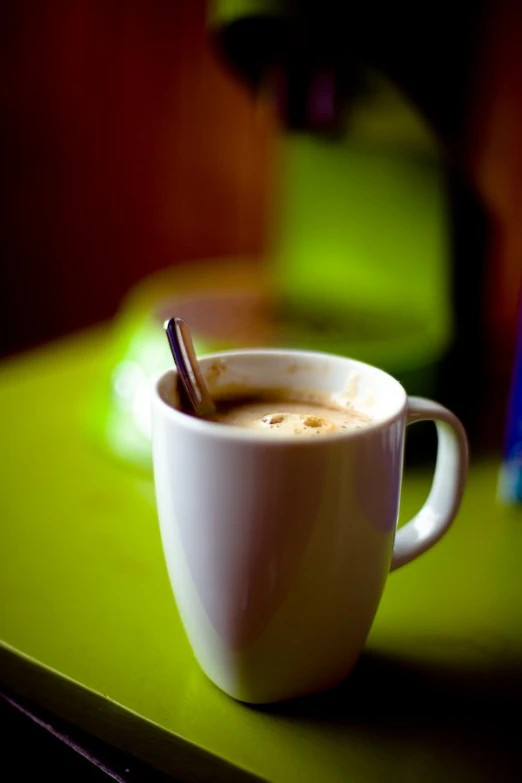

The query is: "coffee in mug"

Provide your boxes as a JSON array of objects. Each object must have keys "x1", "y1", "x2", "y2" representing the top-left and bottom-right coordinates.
[
  {"x1": 207, "y1": 389, "x2": 374, "y2": 437},
  {"x1": 152, "y1": 349, "x2": 468, "y2": 703}
]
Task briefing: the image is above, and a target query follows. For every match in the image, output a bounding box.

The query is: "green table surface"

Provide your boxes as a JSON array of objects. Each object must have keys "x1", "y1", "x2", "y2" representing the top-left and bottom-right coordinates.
[{"x1": 1, "y1": 329, "x2": 522, "y2": 782}]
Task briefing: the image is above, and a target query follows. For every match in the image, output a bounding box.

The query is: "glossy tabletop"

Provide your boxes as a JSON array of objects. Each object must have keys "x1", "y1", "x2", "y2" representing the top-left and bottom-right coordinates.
[{"x1": 1, "y1": 329, "x2": 522, "y2": 782}]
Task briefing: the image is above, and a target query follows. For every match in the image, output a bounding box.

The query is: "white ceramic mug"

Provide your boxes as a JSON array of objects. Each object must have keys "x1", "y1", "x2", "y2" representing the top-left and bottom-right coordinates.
[{"x1": 152, "y1": 349, "x2": 468, "y2": 703}]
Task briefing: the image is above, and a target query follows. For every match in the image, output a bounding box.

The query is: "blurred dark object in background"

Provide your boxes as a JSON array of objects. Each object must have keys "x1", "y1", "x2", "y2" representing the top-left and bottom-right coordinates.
[
  {"x1": 213, "y1": 0, "x2": 522, "y2": 450},
  {"x1": 215, "y1": 0, "x2": 483, "y2": 148}
]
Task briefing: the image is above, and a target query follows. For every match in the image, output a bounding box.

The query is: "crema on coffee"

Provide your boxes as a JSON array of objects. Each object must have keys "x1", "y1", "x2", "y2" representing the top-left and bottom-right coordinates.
[{"x1": 209, "y1": 390, "x2": 373, "y2": 437}]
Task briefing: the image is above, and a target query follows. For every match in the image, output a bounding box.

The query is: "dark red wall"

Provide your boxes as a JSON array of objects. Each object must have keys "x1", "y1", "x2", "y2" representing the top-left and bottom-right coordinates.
[{"x1": 1, "y1": 0, "x2": 270, "y2": 356}]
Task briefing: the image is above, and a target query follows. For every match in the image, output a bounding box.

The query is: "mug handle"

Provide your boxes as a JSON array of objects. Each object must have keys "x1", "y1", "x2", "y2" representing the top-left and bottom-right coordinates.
[{"x1": 390, "y1": 397, "x2": 469, "y2": 571}]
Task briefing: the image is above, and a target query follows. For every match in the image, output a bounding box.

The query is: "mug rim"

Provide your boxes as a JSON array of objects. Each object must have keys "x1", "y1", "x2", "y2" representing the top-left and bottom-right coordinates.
[{"x1": 153, "y1": 348, "x2": 408, "y2": 445}]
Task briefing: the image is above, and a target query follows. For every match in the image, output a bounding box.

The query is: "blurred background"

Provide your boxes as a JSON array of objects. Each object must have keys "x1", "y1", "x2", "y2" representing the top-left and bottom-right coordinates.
[
  {"x1": 1, "y1": 0, "x2": 521, "y2": 467},
  {"x1": 1, "y1": 0, "x2": 270, "y2": 354}
]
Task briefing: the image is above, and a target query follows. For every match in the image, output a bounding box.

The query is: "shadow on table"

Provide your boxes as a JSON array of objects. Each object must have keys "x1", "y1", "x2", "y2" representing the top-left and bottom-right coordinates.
[{"x1": 253, "y1": 644, "x2": 522, "y2": 781}]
